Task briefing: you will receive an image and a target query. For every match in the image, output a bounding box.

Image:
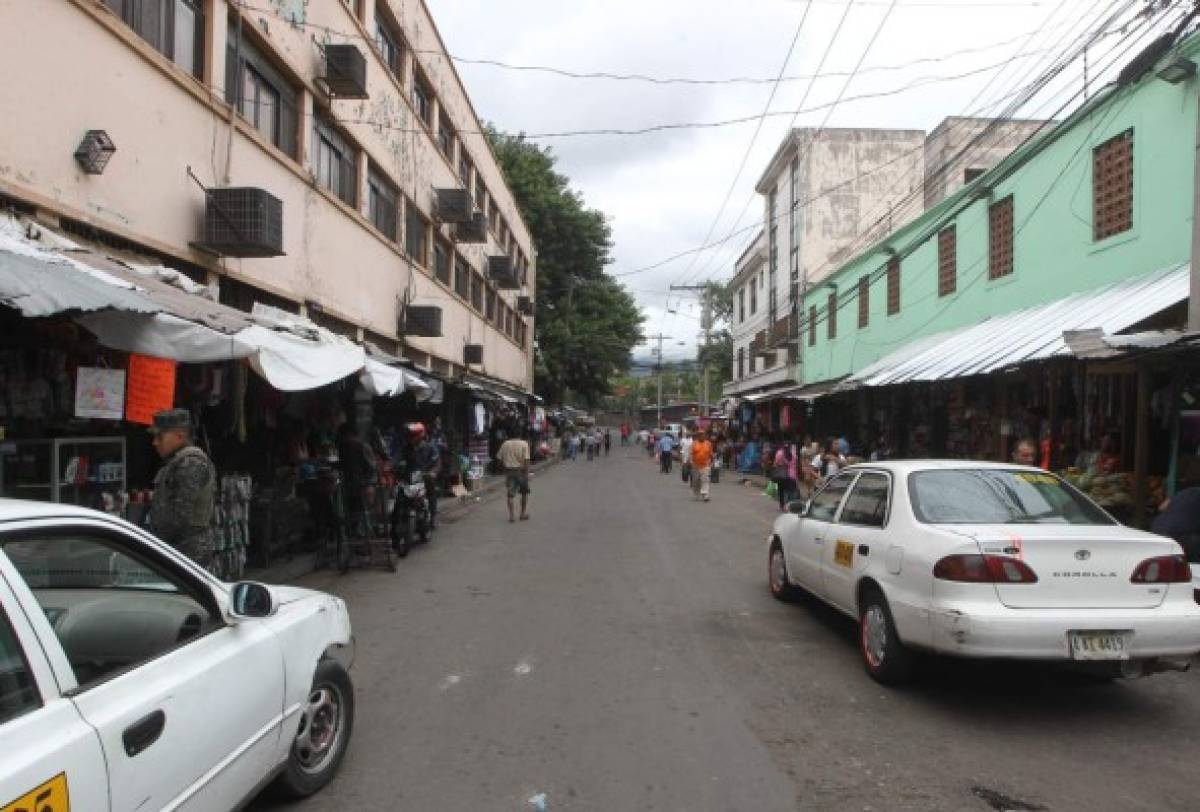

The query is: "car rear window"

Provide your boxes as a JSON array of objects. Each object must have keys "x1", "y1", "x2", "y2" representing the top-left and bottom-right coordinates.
[{"x1": 908, "y1": 469, "x2": 1115, "y2": 526}]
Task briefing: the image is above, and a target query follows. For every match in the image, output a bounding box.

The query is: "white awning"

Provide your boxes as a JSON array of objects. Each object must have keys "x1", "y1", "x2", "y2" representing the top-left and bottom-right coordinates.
[
  {"x1": 844, "y1": 263, "x2": 1189, "y2": 388},
  {"x1": 76, "y1": 312, "x2": 259, "y2": 363},
  {"x1": 359, "y1": 357, "x2": 433, "y2": 399}
]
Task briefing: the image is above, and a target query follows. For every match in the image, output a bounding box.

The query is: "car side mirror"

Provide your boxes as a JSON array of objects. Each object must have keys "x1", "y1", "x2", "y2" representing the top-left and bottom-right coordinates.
[
  {"x1": 228, "y1": 581, "x2": 278, "y2": 620},
  {"x1": 787, "y1": 500, "x2": 808, "y2": 516}
]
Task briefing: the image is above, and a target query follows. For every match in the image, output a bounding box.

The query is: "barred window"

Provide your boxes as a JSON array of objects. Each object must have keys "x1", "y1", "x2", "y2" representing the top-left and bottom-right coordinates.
[
  {"x1": 887, "y1": 257, "x2": 900, "y2": 315},
  {"x1": 808, "y1": 305, "x2": 817, "y2": 347},
  {"x1": 858, "y1": 275, "x2": 870, "y2": 329},
  {"x1": 433, "y1": 239, "x2": 451, "y2": 285},
  {"x1": 737, "y1": 348, "x2": 744, "y2": 379},
  {"x1": 367, "y1": 166, "x2": 397, "y2": 241},
  {"x1": 471, "y1": 273, "x2": 484, "y2": 312},
  {"x1": 405, "y1": 202, "x2": 428, "y2": 266},
  {"x1": 486, "y1": 289, "x2": 496, "y2": 321},
  {"x1": 454, "y1": 255, "x2": 470, "y2": 299},
  {"x1": 989, "y1": 196, "x2": 1014, "y2": 280},
  {"x1": 312, "y1": 113, "x2": 357, "y2": 207},
  {"x1": 937, "y1": 226, "x2": 957, "y2": 297},
  {"x1": 827, "y1": 291, "x2": 837, "y2": 340},
  {"x1": 1093, "y1": 130, "x2": 1133, "y2": 241}
]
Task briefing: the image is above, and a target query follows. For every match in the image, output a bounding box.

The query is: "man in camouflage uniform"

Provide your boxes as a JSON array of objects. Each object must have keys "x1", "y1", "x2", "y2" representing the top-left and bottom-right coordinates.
[{"x1": 149, "y1": 408, "x2": 217, "y2": 571}]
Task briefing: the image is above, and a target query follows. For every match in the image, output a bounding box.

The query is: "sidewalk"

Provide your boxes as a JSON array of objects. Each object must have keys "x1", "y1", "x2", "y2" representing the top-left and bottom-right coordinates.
[{"x1": 244, "y1": 455, "x2": 561, "y2": 584}]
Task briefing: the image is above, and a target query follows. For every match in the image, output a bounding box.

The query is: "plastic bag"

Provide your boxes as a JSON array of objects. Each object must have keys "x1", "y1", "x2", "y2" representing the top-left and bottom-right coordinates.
[{"x1": 765, "y1": 480, "x2": 778, "y2": 498}]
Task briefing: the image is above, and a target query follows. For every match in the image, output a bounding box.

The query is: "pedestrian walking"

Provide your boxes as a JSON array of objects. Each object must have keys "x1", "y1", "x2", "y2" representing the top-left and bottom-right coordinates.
[
  {"x1": 658, "y1": 430, "x2": 675, "y2": 474},
  {"x1": 148, "y1": 408, "x2": 218, "y2": 571},
  {"x1": 497, "y1": 427, "x2": 532, "y2": 522},
  {"x1": 690, "y1": 430, "x2": 714, "y2": 501},
  {"x1": 585, "y1": 430, "x2": 596, "y2": 461},
  {"x1": 679, "y1": 431, "x2": 694, "y2": 484},
  {"x1": 604, "y1": 429, "x2": 612, "y2": 457},
  {"x1": 772, "y1": 443, "x2": 799, "y2": 511},
  {"x1": 568, "y1": 432, "x2": 581, "y2": 461}
]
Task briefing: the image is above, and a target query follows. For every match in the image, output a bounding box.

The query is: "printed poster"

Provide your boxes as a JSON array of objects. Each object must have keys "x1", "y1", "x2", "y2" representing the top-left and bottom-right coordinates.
[
  {"x1": 125, "y1": 354, "x2": 177, "y2": 425},
  {"x1": 75, "y1": 367, "x2": 126, "y2": 419}
]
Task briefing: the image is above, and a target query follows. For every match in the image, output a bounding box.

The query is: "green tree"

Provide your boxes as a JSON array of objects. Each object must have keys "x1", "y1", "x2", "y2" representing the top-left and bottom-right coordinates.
[
  {"x1": 488, "y1": 130, "x2": 644, "y2": 406},
  {"x1": 697, "y1": 281, "x2": 733, "y2": 383}
]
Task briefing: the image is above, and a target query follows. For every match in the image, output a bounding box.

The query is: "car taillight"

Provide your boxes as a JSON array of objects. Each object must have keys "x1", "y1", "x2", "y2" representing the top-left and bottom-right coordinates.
[
  {"x1": 1129, "y1": 555, "x2": 1191, "y2": 584},
  {"x1": 933, "y1": 554, "x2": 1038, "y2": 584}
]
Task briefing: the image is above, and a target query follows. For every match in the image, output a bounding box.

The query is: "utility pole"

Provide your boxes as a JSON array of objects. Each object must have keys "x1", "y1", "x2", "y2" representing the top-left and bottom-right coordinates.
[
  {"x1": 645, "y1": 332, "x2": 673, "y2": 427},
  {"x1": 670, "y1": 283, "x2": 714, "y2": 416}
]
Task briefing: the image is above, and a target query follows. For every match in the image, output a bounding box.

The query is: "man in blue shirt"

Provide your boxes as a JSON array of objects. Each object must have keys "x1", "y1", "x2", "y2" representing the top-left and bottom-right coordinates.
[{"x1": 658, "y1": 431, "x2": 676, "y2": 474}]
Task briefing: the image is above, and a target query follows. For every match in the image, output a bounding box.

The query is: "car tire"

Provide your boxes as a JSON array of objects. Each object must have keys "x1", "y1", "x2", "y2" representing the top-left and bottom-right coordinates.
[
  {"x1": 858, "y1": 587, "x2": 916, "y2": 686},
  {"x1": 768, "y1": 542, "x2": 802, "y2": 602},
  {"x1": 273, "y1": 659, "x2": 355, "y2": 799}
]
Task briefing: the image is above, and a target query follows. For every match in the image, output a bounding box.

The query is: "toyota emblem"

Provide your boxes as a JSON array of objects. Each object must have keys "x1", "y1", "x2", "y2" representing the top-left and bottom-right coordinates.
[{"x1": 1074, "y1": 549, "x2": 1091, "y2": 561}]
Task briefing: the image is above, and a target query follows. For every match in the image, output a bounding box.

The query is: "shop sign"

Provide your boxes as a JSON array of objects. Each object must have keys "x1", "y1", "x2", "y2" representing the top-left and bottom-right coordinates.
[
  {"x1": 75, "y1": 366, "x2": 126, "y2": 419},
  {"x1": 126, "y1": 354, "x2": 177, "y2": 425}
]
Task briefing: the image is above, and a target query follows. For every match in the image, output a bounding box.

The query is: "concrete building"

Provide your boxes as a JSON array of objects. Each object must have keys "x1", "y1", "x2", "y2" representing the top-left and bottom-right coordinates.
[
  {"x1": 724, "y1": 119, "x2": 1046, "y2": 401},
  {"x1": 0, "y1": 0, "x2": 535, "y2": 392}
]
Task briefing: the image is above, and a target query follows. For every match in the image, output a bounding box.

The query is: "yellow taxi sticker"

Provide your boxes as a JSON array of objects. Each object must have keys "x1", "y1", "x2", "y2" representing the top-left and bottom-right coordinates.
[
  {"x1": 1016, "y1": 472, "x2": 1058, "y2": 486},
  {"x1": 2, "y1": 773, "x2": 69, "y2": 812},
  {"x1": 834, "y1": 540, "x2": 855, "y2": 567}
]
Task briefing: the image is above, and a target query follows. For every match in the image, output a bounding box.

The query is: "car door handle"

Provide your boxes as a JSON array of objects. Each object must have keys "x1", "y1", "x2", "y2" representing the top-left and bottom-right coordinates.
[{"x1": 123, "y1": 709, "x2": 166, "y2": 758}]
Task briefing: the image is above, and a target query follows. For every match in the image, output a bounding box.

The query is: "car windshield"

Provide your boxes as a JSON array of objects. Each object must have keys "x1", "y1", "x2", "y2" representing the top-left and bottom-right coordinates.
[{"x1": 908, "y1": 469, "x2": 1115, "y2": 526}]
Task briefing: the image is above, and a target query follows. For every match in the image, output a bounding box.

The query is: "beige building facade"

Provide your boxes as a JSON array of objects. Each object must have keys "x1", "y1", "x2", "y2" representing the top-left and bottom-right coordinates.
[{"x1": 0, "y1": 0, "x2": 535, "y2": 391}]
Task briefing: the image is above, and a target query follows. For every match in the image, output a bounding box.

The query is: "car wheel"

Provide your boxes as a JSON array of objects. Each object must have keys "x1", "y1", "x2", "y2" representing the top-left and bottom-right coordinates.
[
  {"x1": 273, "y1": 659, "x2": 355, "y2": 799},
  {"x1": 768, "y1": 543, "x2": 801, "y2": 602},
  {"x1": 859, "y1": 588, "x2": 916, "y2": 685}
]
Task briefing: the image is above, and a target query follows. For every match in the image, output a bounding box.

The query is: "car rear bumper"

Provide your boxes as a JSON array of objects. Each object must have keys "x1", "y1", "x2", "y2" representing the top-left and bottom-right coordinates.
[{"x1": 928, "y1": 602, "x2": 1200, "y2": 660}]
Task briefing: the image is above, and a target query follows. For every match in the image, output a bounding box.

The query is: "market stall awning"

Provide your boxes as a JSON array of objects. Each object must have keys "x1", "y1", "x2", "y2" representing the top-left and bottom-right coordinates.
[
  {"x1": 771, "y1": 377, "x2": 850, "y2": 401},
  {"x1": 843, "y1": 262, "x2": 1189, "y2": 389},
  {"x1": 462, "y1": 374, "x2": 530, "y2": 404},
  {"x1": 742, "y1": 381, "x2": 804, "y2": 402},
  {"x1": 359, "y1": 356, "x2": 434, "y2": 399}
]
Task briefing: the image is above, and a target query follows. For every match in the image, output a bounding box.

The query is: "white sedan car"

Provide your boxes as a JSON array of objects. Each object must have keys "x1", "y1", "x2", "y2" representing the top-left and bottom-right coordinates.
[
  {"x1": 0, "y1": 499, "x2": 354, "y2": 810},
  {"x1": 768, "y1": 461, "x2": 1200, "y2": 685}
]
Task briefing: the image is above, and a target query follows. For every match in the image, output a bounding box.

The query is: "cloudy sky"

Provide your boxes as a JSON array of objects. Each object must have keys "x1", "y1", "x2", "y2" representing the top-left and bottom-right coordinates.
[{"x1": 426, "y1": 0, "x2": 1162, "y2": 361}]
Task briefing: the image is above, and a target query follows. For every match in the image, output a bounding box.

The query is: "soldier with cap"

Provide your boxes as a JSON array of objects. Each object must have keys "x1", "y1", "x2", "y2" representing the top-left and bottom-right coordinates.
[{"x1": 149, "y1": 408, "x2": 218, "y2": 571}]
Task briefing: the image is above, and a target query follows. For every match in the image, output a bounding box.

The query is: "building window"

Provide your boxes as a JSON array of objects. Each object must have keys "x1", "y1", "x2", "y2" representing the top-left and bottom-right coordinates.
[
  {"x1": 886, "y1": 257, "x2": 900, "y2": 315},
  {"x1": 750, "y1": 278, "x2": 757, "y2": 315},
  {"x1": 858, "y1": 275, "x2": 869, "y2": 329},
  {"x1": 475, "y1": 180, "x2": 487, "y2": 214},
  {"x1": 459, "y1": 153, "x2": 473, "y2": 188},
  {"x1": 226, "y1": 22, "x2": 298, "y2": 157},
  {"x1": 737, "y1": 348, "x2": 744, "y2": 379},
  {"x1": 471, "y1": 273, "x2": 484, "y2": 312},
  {"x1": 749, "y1": 349, "x2": 756, "y2": 375},
  {"x1": 412, "y1": 71, "x2": 433, "y2": 128},
  {"x1": 964, "y1": 167, "x2": 986, "y2": 184},
  {"x1": 486, "y1": 289, "x2": 497, "y2": 321},
  {"x1": 312, "y1": 113, "x2": 357, "y2": 206},
  {"x1": 106, "y1": 0, "x2": 204, "y2": 77},
  {"x1": 738, "y1": 288, "x2": 745, "y2": 323},
  {"x1": 827, "y1": 291, "x2": 837, "y2": 340},
  {"x1": 405, "y1": 202, "x2": 428, "y2": 266},
  {"x1": 367, "y1": 166, "x2": 398, "y2": 241},
  {"x1": 808, "y1": 305, "x2": 817, "y2": 347},
  {"x1": 937, "y1": 225, "x2": 957, "y2": 297},
  {"x1": 454, "y1": 255, "x2": 470, "y2": 299},
  {"x1": 989, "y1": 195, "x2": 1014, "y2": 280},
  {"x1": 374, "y1": 13, "x2": 404, "y2": 83},
  {"x1": 1093, "y1": 129, "x2": 1133, "y2": 241},
  {"x1": 488, "y1": 199, "x2": 499, "y2": 232},
  {"x1": 437, "y1": 112, "x2": 455, "y2": 161},
  {"x1": 433, "y1": 239, "x2": 451, "y2": 285}
]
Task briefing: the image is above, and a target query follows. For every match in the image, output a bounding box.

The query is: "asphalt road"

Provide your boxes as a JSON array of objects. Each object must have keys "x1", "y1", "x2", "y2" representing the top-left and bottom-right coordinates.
[{"x1": 254, "y1": 446, "x2": 1200, "y2": 812}]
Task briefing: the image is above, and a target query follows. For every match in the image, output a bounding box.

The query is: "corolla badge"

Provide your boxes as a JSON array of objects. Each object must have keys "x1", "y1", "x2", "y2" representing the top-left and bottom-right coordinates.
[{"x1": 1074, "y1": 549, "x2": 1091, "y2": 561}]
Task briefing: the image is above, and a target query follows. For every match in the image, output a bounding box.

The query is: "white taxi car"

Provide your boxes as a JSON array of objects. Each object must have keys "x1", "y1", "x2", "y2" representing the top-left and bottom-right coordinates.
[
  {"x1": 768, "y1": 462, "x2": 1200, "y2": 685},
  {"x1": 0, "y1": 500, "x2": 354, "y2": 810}
]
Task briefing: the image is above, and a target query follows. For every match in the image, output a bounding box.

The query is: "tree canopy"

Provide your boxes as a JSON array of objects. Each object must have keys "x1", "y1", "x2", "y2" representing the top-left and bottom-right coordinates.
[{"x1": 489, "y1": 130, "x2": 643, "y2": 406}]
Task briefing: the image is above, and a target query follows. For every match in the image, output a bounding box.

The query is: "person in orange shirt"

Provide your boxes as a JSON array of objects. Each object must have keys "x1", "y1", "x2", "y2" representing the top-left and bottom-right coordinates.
[{"x1": 690, "y1": 430, "x2": 714, "y2": 502}]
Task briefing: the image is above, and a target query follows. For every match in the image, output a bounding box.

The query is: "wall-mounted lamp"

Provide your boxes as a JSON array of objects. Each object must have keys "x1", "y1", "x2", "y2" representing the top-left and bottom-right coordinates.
[
  {"x1": 1157, "y1": 57, "x2": 1196, "y2": 84},
  {"x1": 74, "y1": 130, "x2": 116, "y2": 175}
]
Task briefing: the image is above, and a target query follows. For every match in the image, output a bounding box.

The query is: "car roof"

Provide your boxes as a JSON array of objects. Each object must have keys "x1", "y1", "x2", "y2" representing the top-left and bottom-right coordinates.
[
  {"x1": 0, "y1": 498, "x2": 114, "y2": 524},
  {"x1": 844, "y1": 460, "x2": 1046, "y2": 475}
]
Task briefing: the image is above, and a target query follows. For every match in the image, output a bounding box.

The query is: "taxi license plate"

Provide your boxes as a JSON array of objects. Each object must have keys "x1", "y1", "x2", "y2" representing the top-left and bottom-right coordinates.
[{"x1": 1068, "y1": 630, "x2": 1131, "y2": 661}]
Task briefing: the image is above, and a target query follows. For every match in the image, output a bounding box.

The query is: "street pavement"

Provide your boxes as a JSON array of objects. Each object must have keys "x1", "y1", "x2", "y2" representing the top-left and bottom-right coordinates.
[{"x1": 253, "y1": 445, "x2": 1200, "y2": 812}]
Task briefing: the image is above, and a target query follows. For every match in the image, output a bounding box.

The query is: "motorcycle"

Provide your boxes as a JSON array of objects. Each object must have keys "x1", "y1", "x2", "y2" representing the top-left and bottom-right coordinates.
[{"x1": 390, "y1": 463, "x2": 432, "y2": 558}]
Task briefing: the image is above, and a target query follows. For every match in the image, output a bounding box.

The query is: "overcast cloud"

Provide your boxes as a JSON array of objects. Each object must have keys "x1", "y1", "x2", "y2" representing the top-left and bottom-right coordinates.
[{"x1": 426, "y1": 0, "x2": 1149, "y2": 361}]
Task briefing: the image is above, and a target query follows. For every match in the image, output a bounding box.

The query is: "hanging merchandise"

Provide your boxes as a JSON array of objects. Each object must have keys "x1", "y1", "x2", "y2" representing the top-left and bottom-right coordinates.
[
  {"x1": 211, "y1": 474, "x2": 251, "y2": 581},
  {"x1": 474, "y1": 401, "x2": 488, "y2": 435},
  {"x1": 74, "y1": 366, "x2": 125, "y2": 419}
]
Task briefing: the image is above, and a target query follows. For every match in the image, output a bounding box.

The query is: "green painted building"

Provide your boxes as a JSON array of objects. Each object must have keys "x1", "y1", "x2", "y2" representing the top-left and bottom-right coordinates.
[{"x1": 799, "y1": 31, "x2": 1199, "y2": 387}]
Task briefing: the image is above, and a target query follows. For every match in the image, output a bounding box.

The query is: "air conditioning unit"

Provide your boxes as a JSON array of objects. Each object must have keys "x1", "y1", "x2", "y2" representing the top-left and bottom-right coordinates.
[
  {"x1": 453, "y1": 212, "x2": 488, "y2": 244},
  {"x1": 434, "y1": 189, "x2": 474, "y2": 223},
  {"x1": 200, "y1": 187, "x2": 284, "y2": 257},
  {"x1": 463, "y1": 344, "x2": 483, "y2": 365},
  {"x1": 488, "y1": 255, "x2": 519, "y2": 289},
  {"x1": 517, "y1": 295, "x2": 534, "y2": 315},
  {"x1": 403, "y1": 305, "x2": 443, "y2": 337},
  {"x1": 323, "y1": 44, "x2": 368, "y2": 99}
]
